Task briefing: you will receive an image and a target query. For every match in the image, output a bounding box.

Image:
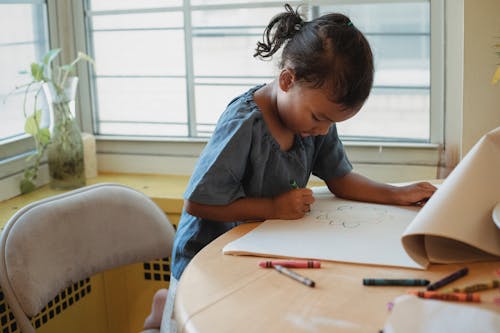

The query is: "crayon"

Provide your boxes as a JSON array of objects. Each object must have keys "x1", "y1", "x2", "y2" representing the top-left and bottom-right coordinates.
[
  {"x1": 426, "y1": 267, "x2": 468, "y2": 291},
  {"x1": 273, "y1": 264, "x2": 315, "y2": 288},
  {"x1": 442, "y1": 279, "x2": 500, "y2": 293},
  {"x1": 408, "y1": 290, "x2": 480, "y2": 303},
  {"x1": 290, "y1": 180, "x2": 299, "y2": 189},
  {"x1": 363, "y1": 278, "x2": 430, "y2": 286},
  {"x1": 259, "y1": 260, "x2": 321, "y2": 269}
]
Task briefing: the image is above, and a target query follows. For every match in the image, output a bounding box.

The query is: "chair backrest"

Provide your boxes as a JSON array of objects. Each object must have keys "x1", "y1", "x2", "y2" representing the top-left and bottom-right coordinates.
[{"x1": 0, "y1": 183, "x2": 176, "y2": 333}]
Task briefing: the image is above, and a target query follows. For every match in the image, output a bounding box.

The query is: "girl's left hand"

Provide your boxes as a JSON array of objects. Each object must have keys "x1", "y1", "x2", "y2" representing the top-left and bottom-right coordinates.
[{"x1": 395, "y1": 181, "x2": 437, "y2": 206}]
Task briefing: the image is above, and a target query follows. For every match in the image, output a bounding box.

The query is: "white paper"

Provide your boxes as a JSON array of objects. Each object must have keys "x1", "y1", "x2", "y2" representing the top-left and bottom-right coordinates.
[
  {"x1": 224, "y1": 188, "x2": 423, "y2": 269},
  {"x1": 383, "y1": 295, "x2": 500, "y2": 333}
]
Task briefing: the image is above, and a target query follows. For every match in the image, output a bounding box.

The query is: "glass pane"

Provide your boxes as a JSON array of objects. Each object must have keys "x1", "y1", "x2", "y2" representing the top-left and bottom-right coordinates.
[
  {"x1": 95, "y1": 78, "x2": 187, "y2": 136},
  {"x1": 319, "y1": 2, "x2": 430, "y2": 141},
  {"x1": 337, "y1": 88, "x2": 430, "y2": 141},
  {"x1": 193, "y1": 34, "x2": 278, "y2": 77},
  {"x1": 92, "y1": 11, "x2": 183, "y2": 30},
  {"x1": 191, "y1": 7, "x2": 281, "y2": 26},
  {"x1": 194, "y1": 84, "x2": 255, "y2": 136},
  {"x1": 191, "y1": 0, "x2": 279, "y2": 5},
  {"x1": 93, "y1": 30, "x2": 185, "y2": 76},
  {"x1": 0, "y1": 3, "x2": 49, "y2": 142},
  {"x1": 89, "y1": 0, "x2": 182, "y2": 11},
  {"x1": 370, "y1": 35, "x2": 430, "y2": 87},
  {"x1": 191, "y1": 7, "x2": 282, "y2": 78}
]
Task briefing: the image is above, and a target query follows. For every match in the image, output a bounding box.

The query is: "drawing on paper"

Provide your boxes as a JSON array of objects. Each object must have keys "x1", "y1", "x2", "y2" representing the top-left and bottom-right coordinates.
[{"x1": 314, "y1": 205, "x2": 394, "y2": 228}]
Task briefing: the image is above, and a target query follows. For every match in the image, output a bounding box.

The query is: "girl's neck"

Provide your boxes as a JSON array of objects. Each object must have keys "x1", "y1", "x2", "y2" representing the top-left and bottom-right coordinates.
[{"x1": 253, "y1": 81, "x2": 295, "y2": 151}]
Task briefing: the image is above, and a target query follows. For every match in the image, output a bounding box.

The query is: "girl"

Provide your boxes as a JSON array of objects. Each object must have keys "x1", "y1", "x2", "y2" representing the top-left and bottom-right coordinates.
[{"x1": 143, "y1": 4, "x2": 436, "y2": 331}]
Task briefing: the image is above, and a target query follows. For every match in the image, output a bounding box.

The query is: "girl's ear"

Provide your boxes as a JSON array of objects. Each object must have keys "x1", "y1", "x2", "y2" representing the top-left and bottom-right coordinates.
[{"x1": 278, "y1": 68, "x2": 295, "y2": 92}]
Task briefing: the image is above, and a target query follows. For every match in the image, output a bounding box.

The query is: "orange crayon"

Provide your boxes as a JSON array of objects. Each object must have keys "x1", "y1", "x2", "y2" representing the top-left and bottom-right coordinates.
[
  {"x1": 259, "y1": 260, "x2": 321, "y2": 269},
  {"x1": 408, "y1": 290, "x2": 481, "y2": 303}
]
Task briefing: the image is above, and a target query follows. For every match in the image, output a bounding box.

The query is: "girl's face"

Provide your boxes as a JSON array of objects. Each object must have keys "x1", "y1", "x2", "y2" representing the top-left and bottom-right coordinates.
[{"x1": 276, "y1": 68, "x2": 360, "y2": 137}]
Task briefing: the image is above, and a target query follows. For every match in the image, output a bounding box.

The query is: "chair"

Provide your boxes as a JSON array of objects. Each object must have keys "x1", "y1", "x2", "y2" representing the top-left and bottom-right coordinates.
[{"x1": 0, "y1": 183, "x2": 176, "y2": 333}]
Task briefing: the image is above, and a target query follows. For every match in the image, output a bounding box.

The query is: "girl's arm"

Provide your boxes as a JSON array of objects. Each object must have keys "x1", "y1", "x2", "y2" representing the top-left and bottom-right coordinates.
[
  {"x1": 326, "y1": 171, "x2": 436, "y2": 206},
  {"x1": 185, "y1": 188, "x2": 315, "y2": 222}
]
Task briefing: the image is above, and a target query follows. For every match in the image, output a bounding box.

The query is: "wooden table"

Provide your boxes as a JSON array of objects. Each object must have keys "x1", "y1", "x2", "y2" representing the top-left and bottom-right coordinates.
[{"x1": 174, "y1": 223, "x2": 500, "y2": 333}]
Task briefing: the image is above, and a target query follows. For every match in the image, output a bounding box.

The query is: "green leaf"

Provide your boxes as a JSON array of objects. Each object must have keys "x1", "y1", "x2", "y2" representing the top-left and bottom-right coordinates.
[
  {"x1": 24, "y1": 109, "x2": 42, "y2": 135},
  {"x1": 30, "y1": 62, "x2": 44, "y2": 81},
  {"x1": 24, "y1": 113, "x2": 38, "y2": 136},
  {"x1": 43, "y1": 48, "x2": 61, "y2": 65},
  {"x1": 37, "y1": 128, "x2": 51, "y2": 145},
  {"x1": 20, "y1": 178, "x2": 36, "y2": 194},
  {"x1": 60, "y1": 64, "x2": 76, "y2": 74},
  {"x1": 77, "y1": 52, "x2": 96, "y2": 66},
  {"x1": 23, "y1": 167, "x2": 35, "y2": 178}
]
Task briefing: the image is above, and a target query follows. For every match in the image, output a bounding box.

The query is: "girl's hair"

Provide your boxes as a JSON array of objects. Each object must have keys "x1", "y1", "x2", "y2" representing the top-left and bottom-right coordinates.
[{"x1": 254, "y1": 4, "x2": 374, "y2": 109}]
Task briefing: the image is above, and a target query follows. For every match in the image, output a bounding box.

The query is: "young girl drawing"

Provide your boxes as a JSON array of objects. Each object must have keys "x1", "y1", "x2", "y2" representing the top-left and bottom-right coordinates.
[{"x1": 143, "y1": 4, "x2": 436, "y2": 331}]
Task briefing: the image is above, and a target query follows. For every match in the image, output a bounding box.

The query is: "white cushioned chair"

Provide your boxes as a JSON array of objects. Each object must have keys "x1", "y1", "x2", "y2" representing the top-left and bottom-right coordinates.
[{"x1": 0, "y1": 183, "x2": 176, "y2": 333}]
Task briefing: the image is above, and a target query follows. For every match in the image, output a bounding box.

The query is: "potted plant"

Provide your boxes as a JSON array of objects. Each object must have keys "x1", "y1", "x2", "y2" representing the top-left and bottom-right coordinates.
[{"x1": 14, "y1": 48, "x2": 94, "y2": 193}]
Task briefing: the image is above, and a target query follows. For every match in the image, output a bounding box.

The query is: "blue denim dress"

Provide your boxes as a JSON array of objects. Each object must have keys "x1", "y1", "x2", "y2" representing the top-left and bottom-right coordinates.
[{"x1": 171, "y1": 85, "x2": 352, "y2": 279}]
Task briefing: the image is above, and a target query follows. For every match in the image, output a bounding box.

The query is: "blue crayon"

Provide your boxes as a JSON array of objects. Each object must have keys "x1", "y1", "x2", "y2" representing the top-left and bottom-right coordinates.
[{"x1": 427, "y1": 267, "x2": 469, "y2": 291}]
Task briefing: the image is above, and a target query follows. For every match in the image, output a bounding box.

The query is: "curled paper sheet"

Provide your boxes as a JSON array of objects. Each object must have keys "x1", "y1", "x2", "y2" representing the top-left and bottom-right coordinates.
[{"x1": 401, "y1": 127, "x2": 500, "y2": 267}]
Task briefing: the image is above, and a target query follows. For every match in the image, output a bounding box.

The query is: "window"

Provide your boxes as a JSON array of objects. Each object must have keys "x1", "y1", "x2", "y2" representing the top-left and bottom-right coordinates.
[
  {"x1": 0, "y1": 0, "x2": 49, "y2": 142},
  {"x1": 0, "y1": 0, "x2": 445, "y2": 199},
  {"x1": 320, "y1": 2, "x2": 432, "y2": 142},
  {"x1": 84, "y1": 0, "x2": 443, "y2": 143},
  {"x1": 0, "y1": 0, "x2": 50, "y2": 181}
]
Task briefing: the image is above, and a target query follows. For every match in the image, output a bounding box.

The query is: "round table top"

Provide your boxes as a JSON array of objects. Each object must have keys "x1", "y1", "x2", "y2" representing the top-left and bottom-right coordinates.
[{"x1": 174, "y1": 222, "x2": 500, "y2": 333}]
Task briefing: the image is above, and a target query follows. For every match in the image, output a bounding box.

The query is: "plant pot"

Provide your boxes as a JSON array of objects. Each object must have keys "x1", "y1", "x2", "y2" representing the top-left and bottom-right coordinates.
[{"x1": 43, "y1": 77, "x2": 86, "y2": 189}]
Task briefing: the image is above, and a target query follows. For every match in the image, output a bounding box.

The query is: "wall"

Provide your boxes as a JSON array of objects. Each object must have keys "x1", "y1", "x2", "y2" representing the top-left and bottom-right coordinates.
[
  {"x1": 443, "y1": 0, "x2": 499, "y2": 177},
  {"x1": 462, "y1": 0, "x2": 500, "y2": 155}
]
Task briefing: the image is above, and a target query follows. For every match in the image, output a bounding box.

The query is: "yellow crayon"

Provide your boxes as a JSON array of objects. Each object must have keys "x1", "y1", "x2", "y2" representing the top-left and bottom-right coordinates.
[{"x1": 443, "y1": 280, "x2": 500, "y2": 293}]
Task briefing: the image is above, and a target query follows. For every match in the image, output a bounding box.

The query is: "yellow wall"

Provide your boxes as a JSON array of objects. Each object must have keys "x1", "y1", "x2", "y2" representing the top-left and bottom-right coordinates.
[
  {"x1": 462, "y1": 0, "x2": 500, "y2": 155},
  {"x1": 443, "y1": 0, "x2": 500, "y2": 176}
]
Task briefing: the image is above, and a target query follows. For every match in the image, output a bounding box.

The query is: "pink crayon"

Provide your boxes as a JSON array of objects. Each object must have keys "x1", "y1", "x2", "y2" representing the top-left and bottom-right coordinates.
[{"x1": 258, "y1": 260, "x2": 321, "y2": 269}]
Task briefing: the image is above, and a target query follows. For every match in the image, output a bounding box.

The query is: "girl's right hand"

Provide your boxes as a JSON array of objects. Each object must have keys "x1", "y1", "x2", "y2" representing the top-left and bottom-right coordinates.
[{"x1": 272, "y1": 188, "x2": 315, "y2": 220}]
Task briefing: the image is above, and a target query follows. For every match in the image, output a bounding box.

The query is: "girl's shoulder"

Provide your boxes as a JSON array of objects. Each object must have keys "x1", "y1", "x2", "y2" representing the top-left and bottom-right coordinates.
[{"x1": 218, "y1": 85, "x2": 265, "y2": 126}]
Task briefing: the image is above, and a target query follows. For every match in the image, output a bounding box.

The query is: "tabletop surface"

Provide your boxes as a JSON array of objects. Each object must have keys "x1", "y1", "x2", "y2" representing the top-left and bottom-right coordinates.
[{"x1": 174, "y1": 222, "x2": 500, "y2": 333}]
